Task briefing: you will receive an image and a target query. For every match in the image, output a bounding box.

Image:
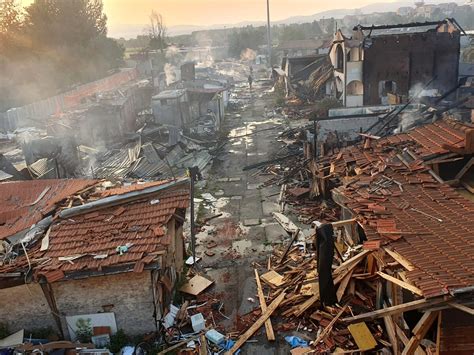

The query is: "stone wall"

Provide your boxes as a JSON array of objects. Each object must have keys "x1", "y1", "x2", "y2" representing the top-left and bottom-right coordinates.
[
  {"x1": 52, "y1": 271, "x2": 156, "y2": 338},
  {"x1": 0, "y1": 283, "x2": 57, "y2": 334}
]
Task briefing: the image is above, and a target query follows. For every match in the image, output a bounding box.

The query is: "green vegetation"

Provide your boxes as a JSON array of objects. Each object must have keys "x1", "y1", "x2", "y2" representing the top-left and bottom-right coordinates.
[
  {"x1": 75, "y1": 318, "x2": 93, "y2": 343},
  {"x1": 108, "y1": 329, "x2": 131, "y2": 354}
]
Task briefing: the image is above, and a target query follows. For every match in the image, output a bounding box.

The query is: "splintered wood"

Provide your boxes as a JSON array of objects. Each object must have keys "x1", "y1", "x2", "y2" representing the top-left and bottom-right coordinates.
[{"x1": 228, "y1": 223, "x2": 459, "y2": 353}]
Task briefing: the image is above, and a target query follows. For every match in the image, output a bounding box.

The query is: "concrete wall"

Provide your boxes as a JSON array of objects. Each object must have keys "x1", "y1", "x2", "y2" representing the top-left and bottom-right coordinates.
[
  {"x1": 52, "y1": 271, "x2": 155, "y2": 337},
  {"x1": 346, "y1": 61, "x2": 363, "y2": 83},
  {"x1": 0, "y1": 283, "x2": 57, "y2": 333},
  {"x1": 346, "y1": 95, "x2": 364, "y2": 107},
  {"x1": 317, "y1": 116, "x2": 380, "y2": 143}
]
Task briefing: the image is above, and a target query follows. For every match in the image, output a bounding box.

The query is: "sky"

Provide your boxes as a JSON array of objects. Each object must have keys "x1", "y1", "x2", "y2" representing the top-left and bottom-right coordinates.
[
  {"x1": 19, "y1": 0, "x2": 399, "y2": 27},
  {"x1": 17, "y1": 0, "x2": 427, "y2": 38}
]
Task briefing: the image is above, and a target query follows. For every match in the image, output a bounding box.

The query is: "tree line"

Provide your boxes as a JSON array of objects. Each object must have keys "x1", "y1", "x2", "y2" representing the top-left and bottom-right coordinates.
[{"x1": 0, "y1": 0, "x2": 125, "y2": 111}]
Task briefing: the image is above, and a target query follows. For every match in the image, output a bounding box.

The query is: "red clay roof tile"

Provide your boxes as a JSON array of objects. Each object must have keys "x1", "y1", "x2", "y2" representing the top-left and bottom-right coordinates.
[{"x1": 324, "y1": 118, "x2": 474, "y2": 298}]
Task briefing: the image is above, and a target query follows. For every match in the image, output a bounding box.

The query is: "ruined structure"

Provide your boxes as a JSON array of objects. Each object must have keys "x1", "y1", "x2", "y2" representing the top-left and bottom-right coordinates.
[
  {"x1": 0, "y1": 179, "x2": 189, "y2": 338},
  {"x1": 329, "y1": 19, "x2": 462, "y2": 107}
]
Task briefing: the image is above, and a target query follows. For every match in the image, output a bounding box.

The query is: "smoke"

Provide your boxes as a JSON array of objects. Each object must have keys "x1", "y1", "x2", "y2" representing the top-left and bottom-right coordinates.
[
  {"x1": 240, "y1": 48, "x2": 257, "y2": 62},
  {"x1": 164, "y1": 63, "x2": 177, "y2": 85},
  {"x1": 409, "y1": 82, "x2": 440, "y2": 99},
  {"x1": 166, "y1": 45, "x2": 180, "y2": 60}
]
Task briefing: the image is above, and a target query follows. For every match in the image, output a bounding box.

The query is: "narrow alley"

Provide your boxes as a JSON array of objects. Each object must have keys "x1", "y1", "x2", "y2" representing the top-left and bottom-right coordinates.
[{"x1": 192, "y1": 79, "x2": 307, "y2": 354}]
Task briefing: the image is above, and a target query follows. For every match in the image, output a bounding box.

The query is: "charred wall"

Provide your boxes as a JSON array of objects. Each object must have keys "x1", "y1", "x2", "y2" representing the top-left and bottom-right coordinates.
[{"x1": 362, "y1": 31, "x2": 460, "y2": 105}]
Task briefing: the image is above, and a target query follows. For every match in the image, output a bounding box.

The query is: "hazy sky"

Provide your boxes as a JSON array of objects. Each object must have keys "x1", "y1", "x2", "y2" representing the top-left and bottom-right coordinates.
[{"x1": 20, "y1": 0, "x2": 401, "y2": 28}]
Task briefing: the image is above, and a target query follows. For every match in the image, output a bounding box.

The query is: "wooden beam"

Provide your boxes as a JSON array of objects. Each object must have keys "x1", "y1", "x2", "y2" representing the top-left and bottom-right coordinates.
[
  {"x1": 199, "y1": 334, "x2": 208, "y2": 355},
  {"x1": 334, "y1": 250, "x2": 371, "y2": 275},
  {"x1": 384, "y1": 248, "x2": 415, "y2": 271},
  {"x1": 395, "y1": 323, "x2": 426, "y2": 355},
  {"x1": 383, "y1": 313, "x2": 399, "y2": 355},
  {"x1": 314, "y1": 305, "x2": 348, "y2": 344},
  {"x1": 254, "y1": 269, "x2": 275, "y2": 341},
  {"x1": 448, "y1": 302, "x2": 474, "y2": 316},
  {"x1": 455, "y1": 157, "x2": 474, "y2": 180},
  {"x1": 336, "y1": 269, "x2": 354, "y2": 302},
  {"x1": 226, "y1": 292, "x2": 286, "y2": 354},
  {"x1": 279, "y1": 228, "x2": 300, "y2": 264},
  {"x1": 40, "y1": 282, "x2": 64, "y2": 338},
  {"x1": 377, "y1": 271, "x2": 424, "y2": 296},
  {"x1": 436, "y1": 311, "x2": 442, "y2": 355},
  {"x1": 158, "y1": 333, "x2": 203, "y2": 354},
  {"x1": 342, "y1": 298, "x2": 446, "y2": 324},
  {"x1": 332, "y1": 218, "x2": 357, "y2": 228},
  {"x1": 402, "y1": 311, "x2": 439, "y2": 355}
]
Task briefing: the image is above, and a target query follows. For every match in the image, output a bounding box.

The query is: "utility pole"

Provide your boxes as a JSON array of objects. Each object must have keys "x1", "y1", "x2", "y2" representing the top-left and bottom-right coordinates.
[
  {"x1": 188, "y1": 166, "x2": 202, "y2": 268},
  {"x1": 266, "y1": 0, "x2": 272, "y2": 67}
]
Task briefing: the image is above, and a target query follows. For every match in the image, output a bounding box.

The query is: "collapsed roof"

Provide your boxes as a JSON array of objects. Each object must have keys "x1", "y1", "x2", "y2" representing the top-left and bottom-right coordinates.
[
  {"x1": 313, "y1": 118, "x2": 474, "y2": 298},
  {"x1": 0, "y1": 178, "x2": 189, "y2": 283}
]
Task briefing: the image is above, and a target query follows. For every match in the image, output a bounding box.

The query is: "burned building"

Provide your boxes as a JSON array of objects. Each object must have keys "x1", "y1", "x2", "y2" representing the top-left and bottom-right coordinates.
[
  {"x1": 0, "y1": 179, "x2": 189, "y2": 338},
  {"x1": 152, "y1": 79, "x2": 229, "y2": 136},
  {"x1": 49, "y1": 80, "x2": 153, "y2": 147},
  {"x1": 330, "y1": 19, "x2": 462, "y2": 107}
]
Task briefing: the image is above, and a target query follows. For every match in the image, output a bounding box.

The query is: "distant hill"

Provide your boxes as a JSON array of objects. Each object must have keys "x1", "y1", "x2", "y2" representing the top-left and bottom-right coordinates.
[{"x1": 109, "y1": 0, "x2": 467, "y2": 38}]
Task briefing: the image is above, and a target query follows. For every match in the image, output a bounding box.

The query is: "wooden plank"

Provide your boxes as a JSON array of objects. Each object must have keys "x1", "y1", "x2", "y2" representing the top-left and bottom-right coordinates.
[
  {"x1": 454, "y1": 157, "x2": 474, "y2": 180},
  {"x1": 226, "y1": 292, "x2": 286, "y2": 354},
  {"x1": 279, "y1": 228, "x2": 300, "y2": 264},
  {"x1": 179, "y1": 275, "x2": 214, "y2": 296},
  {"x1": 347, "y1": 322, "x2": 377, "y2": 351},
  {"x1": 158, "y1": 333, "x2": 202, "y2": 354},
  {"x1": 199, "y1": 334, "x2": 208, "y2": 355},
  {"x1": 377, "y1": 271, "x2": 423, "y2": 296},
  {"x1": 436, "y1": 311, "x2": 441, "y2": 355},
  {"x1": 294, "y1": 293, "x2": 320, "y2": 317},
  {"x1": 383, "y1": 313, "x2": 399, "y2": 354},
  {"x1": 394, "y1": 323, "x2": 426, "y2": 355},
  {"x1": 254, "y1": 269, "x2": 275, "y2": 341},
  {"x1": 260, "y1": 270, "x2": 285, "y2": 287},
  {"x1": 342, "y1": 298, "x2": 446, "y2": 324},
  {"x1": 334, "y1": 250, "x2": 371, "y2": 275},
  {"x1": 448, "y1": 302, "x2": 474, "y2": 316},
  {"x1": 314, "y1": 305, "x2": 348, "y2": 344},
  {"x1": 402, "y1": 311, "x2": 439, "y2": 355},
  {"x1": 336, "y1": 269, "x2": 354, "y2": 302},
  {"x1": 384, "y1": 248, "x2": 415, "y2": 271},
  {"x1": 332, "y1": 218, "x2": 357, "y2": 228}
]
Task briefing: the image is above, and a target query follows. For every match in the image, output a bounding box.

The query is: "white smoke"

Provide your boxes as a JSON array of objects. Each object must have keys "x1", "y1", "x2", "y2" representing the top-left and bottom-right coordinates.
[
  {"x1": 240, "y1": 48, "x2": 257, "y2": 62},
  {"x1": 164, "y1": 63, "x2": 177, "y2": 85}
]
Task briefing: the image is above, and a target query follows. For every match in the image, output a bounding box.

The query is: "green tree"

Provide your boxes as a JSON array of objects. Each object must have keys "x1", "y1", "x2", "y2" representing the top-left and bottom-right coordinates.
[
  {"x1": 0, "y1": 0, "x2": 24, "y2": 54},
  {"x1": 279, "y1": 25, "x2": 307, "y2": 42},
  {"x1": 228, "y1": 26, "x2": 265, "y2": 58}
]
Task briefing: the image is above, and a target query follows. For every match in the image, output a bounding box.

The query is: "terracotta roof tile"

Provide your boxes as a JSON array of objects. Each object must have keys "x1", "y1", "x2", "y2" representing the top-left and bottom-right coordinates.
[
  {"x1": 0, "y1": 179, "x2": 98, "y2": 240},
  {"x1": 323, "y1": 118, "x2": 474, "y2": 298},
  {"x1": 0, "y1": 179, "x2": 189, "y2": 280}
]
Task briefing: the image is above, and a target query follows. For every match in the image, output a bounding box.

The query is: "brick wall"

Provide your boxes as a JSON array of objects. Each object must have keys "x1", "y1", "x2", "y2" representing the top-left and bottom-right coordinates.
[
  {"x1": 52, "y1": 271, "x2": 156, "y2": 338},
  {"x1": 363, "y1": 31, "x2": 460, "y2": 105},
  {"x1": 0, "y1": 283, "x2": 57, "y2": 333}
]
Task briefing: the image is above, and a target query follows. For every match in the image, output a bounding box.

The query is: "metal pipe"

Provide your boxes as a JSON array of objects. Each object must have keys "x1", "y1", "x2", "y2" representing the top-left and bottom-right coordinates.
[{"x1": 59, "y1": 178, "x2": 189, "y2": 219}]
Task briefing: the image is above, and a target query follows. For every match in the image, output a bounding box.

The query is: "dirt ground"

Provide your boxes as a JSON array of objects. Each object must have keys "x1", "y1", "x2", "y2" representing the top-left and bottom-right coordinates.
[{"x1": 190, "y1": 79, "x2": 310, "y2": 354}]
